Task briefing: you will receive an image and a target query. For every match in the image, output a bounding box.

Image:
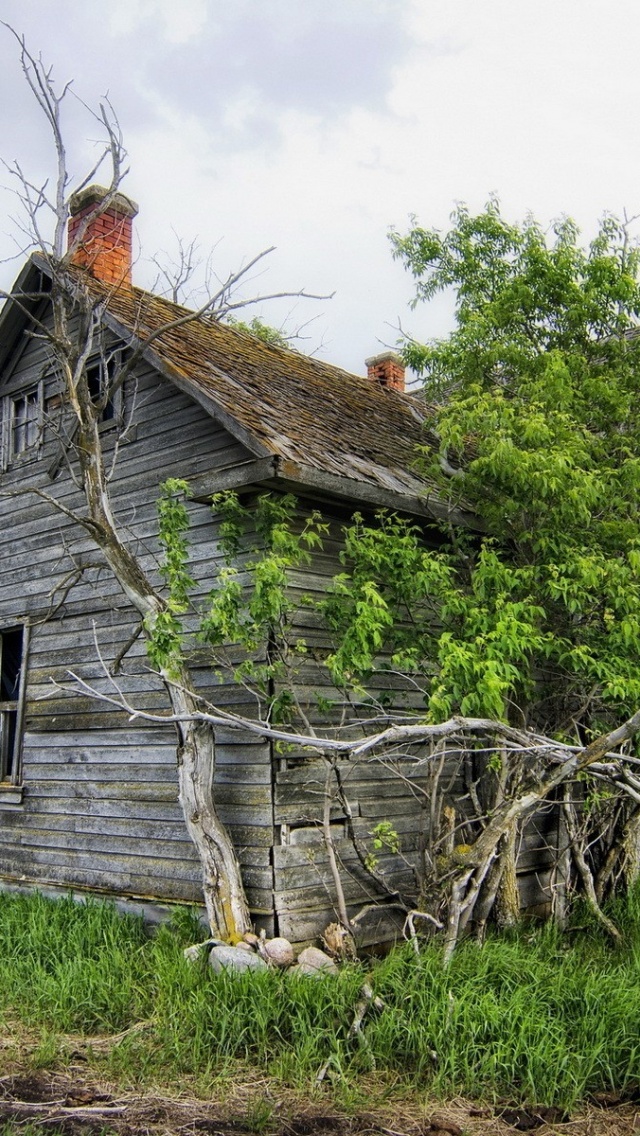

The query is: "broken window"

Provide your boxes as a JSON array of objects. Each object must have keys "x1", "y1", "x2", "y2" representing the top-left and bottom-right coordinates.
[
  {"x1": 86, "y1": 353, "x2": 123, "y2": 424},
  {"x1": 0, "y1": 625, "x2": 28, "y2": 786}
]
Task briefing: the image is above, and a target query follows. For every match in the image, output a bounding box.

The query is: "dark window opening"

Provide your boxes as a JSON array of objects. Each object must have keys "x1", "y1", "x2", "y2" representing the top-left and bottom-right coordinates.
[
  {"x1": 0, "y1": 629, "x2": 22, "y2": 700},
  {"x1": 0, "y1": 714, "x2": 17, "y2": 780},
  {"x1": 87, "y1": 359, "x2": 117, "y2": 422},
  {"x1": 0, "y1": 626, "x2": 26, "y2": 784},
  {"x1": 35, "y1": 269, "x2": 52, "y2": 294}
]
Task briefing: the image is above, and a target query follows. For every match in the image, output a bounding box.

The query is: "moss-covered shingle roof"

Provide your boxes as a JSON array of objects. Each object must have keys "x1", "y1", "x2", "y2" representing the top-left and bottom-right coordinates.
[{"x1": 96, "y1": 282, "x2": 437, "y2": 500}]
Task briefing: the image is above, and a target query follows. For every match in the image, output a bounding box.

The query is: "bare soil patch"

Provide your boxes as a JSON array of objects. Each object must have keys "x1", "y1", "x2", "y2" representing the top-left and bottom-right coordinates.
[{"x1": 0, "y1": 1071, "x2": 639, "y2": 1136}]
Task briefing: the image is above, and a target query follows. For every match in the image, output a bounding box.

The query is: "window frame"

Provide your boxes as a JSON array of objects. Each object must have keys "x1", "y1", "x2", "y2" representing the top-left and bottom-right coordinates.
[
  {"x1": 1, "y1": 381, "x2": 45, "y2": 470},
  {"x1": 0, "y1": 622, "x2": 29, "y2": 802}
]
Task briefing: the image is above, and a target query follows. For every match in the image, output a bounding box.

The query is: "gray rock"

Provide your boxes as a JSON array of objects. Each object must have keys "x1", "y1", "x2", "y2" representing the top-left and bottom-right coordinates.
[
  {"x1": 260, "y1": 936, "x2": 295, "y2": 968},
  {"x1": 209, "y1": 944, "x2": 268, "y2": 974},
  {"x1": 183, "y1": 937, "x2": 224, "y2": 963},
  {"x1": 293, "y1": 946, "x2": 339, "y2": 977}
]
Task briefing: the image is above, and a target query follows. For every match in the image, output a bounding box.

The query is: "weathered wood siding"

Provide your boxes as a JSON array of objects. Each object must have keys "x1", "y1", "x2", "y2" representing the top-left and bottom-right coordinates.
[
  {"x1": 270, "y1": 507, "x2": 564, "y2": 941},
  {"x1": 0, "y1": 320, "x2": 275, "y2": 930},
  {"x1": 263, "y1": 507, "x2": 430, "y2": 942}
]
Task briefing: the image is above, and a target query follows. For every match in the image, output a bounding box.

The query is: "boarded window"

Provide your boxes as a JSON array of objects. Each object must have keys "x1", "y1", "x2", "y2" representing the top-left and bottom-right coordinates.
[{"x1": 0, "y1": 625, "x2": 28, "y2": 785}]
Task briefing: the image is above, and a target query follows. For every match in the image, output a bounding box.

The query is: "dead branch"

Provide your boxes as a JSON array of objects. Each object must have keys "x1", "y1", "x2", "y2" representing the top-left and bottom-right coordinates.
[
  {"x1": 41, "y1": 671, "x2": 640, "y2": 779},
  {"x1": 110, "y1": 620, "x2": 143, "y2": 675},
  {"x1": 403, "y1": 909, "x2": 444, "y2": 954},
  {"x1": 562, "y1": 792, "x2": 621, "y2": 940}
]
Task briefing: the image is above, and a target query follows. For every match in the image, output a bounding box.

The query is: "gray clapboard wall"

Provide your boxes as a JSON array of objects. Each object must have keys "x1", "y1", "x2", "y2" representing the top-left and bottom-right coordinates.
[{"x1": 0, "y1": 319, "x2": 276, "y2": 932}]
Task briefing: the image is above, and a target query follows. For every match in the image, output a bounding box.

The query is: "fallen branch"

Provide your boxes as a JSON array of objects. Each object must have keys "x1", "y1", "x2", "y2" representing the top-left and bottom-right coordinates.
[
  {"x1": 46, "y1": 672, "x2": 640, "y2": 772},
  {"x1": 347, "y1": 981, "x2": 386, "y2": 1041}
]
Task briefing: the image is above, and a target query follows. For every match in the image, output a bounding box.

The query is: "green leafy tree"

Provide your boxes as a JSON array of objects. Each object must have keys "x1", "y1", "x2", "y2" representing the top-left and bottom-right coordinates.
[
  {"x1": 383, "y1": 201, "x2": 640, "y2": 739},
  {"x1": 296, "y1": 202, "x2": 640, "y2": 948},
  {"x1": 225, "y1": 315, "x2": 294, "y2": 349}
]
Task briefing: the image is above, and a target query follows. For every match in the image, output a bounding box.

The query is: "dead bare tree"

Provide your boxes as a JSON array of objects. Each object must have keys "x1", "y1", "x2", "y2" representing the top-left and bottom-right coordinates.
[{"x1": 0, "y1": 30, "x2": 335, "y2": 941}]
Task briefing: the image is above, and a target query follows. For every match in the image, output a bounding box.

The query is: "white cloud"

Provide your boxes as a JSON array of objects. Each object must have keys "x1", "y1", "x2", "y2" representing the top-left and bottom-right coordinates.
[
  {"x1": 2, "y1": 0, "x2": 640, "y2": 373},
  {"x1": 107, "y1": 0, "x2": 209, "y2": 42}
]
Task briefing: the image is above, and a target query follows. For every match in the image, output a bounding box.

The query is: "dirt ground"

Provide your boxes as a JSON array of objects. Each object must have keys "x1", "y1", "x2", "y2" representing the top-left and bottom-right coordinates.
[{"x1": 0, "y1": 1070, "x2": 639, "y2": 1136}]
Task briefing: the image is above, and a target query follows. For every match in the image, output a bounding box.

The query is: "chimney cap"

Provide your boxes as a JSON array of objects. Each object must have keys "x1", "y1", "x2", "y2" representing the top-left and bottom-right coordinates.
[
  {"x1": 364, "y1": 350, "x2": 404, "y2": 369},
  {"x1": 69, "y1": 184, "x2": 139, "y2": 219}
]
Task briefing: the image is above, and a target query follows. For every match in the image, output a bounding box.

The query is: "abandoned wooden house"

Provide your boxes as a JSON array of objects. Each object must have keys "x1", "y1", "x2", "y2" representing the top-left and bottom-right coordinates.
[{"x1": 0, "y1": 188, "x2": 559, "y2": 943}]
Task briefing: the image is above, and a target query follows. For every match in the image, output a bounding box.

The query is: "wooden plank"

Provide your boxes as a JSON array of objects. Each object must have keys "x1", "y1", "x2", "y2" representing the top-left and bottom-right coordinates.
[
  {"x1": 276, "y1": 899, "x2": 403, "y2": 947},
  {"x1": 26, "y1": 763, "x2": 179, "y2": 782},
  {"x1": 1, "y1": 843, "x2": 205, "y2": 883},
  {"x1": 274, "y1": 866, "x2": 415, "y2": 911},
  {"x1": 24, "y1": 780, "x2": 181, "y2": 802},
  {"x1": 276, "y1": 759, "x2": 433, "y2": 785},
  {"x1": 274, "y1": 779, "x2": 429, "y2": 807},
  {"x1": 0, "y1": 825, "x2": 198, "y2": 863},
  {"x1": 0, "y1": 827, "x2": 274, "y2": 891},
  {"x1": 26, "y1": 753, "x2": 271, "y2": 785},
  {"x1": 0, "y1": 856, "x2": 205, "y2": 905},
  {"x1": 518, "y1": 869, "x2": 553, "y2": 912},
  {"x1": 20, "y1": 798, "x2": 274, "y2": 858},
  {"x1": 273, "y1": 840, "x2": 414, "y2": 881}
]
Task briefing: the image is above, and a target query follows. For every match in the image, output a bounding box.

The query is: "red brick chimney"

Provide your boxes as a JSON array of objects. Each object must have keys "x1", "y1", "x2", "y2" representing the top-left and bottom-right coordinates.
[
  {"x1": 67, "y1": 184, "x2": 139, "y2": 287},
  {"x1": 365, "y1": 351, "x2": 405, "y2": 393}
]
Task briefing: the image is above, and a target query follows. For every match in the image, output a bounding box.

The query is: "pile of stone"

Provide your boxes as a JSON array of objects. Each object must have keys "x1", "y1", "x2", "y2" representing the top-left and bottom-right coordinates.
[{"x1": 184, "y1": 931, "x2": 340, "y2": 977}]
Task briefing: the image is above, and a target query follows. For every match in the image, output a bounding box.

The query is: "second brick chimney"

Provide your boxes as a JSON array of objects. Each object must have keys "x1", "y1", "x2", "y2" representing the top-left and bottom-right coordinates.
[
  {"x1": 365, "y1": 351, "x2": 405, "y2": 393},
  {"x1": 68, "y1": 184, "x2": 139, "y2": 287}
]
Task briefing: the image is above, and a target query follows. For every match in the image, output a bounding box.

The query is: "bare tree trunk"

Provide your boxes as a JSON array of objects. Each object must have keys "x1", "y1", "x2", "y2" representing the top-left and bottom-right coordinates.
[
  {"x1": 176, "y1": 716, "x2": 251, "y2": 939},
  {"x1": 496, "y1": 823, "x2": 520, "y2": 928},
  {"x1": 87, "y1": 499, "x2": 251, "y2": 938},
  {"x1": 563, "y1": 794, "x2": 620, "y2": 941},
  {"x1": 551, "y1": 802, "x2": 572, "y2": 928},
  {"x1": 473, "y1": 854, "x2": 507, "y2": 942},
  {"x1": 624, "y1": 809, "x2": 640, "y2": 890},
  {"x1": 322, "y1": 762, "x2": 352, "y2": 932}
]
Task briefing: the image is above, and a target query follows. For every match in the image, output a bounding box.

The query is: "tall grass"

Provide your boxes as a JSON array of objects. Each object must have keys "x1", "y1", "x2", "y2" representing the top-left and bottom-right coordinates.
[
  {"x1": 2, "y1": 889, "x2": 640, "y2": 1109},
  {"x1": 0, "y1": 891, "x2": 149, "y2": 1031}
]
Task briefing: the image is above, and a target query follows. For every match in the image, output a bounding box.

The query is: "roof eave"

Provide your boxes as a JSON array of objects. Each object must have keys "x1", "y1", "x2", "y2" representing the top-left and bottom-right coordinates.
[
  {"x1": 26, "y1": 252, "x2": 272, "y2": 460},
  {"x1": 14, "y1": 257, "x2": 481, "y2": 529},
  {"x1": 190, "y1": 455, "x2": 481, "y2": 528}
]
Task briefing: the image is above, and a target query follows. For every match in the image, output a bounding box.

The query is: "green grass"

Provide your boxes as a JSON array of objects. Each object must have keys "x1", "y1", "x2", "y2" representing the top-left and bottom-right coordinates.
[{"x1": 2, "y1": 889, "x2": 640, "y2": 1110}]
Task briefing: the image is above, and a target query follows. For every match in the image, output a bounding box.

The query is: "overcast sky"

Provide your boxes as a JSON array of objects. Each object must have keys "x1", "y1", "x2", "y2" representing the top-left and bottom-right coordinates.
[{"x1": 1, "y1": 0, "x2": 640, "y2": 374}]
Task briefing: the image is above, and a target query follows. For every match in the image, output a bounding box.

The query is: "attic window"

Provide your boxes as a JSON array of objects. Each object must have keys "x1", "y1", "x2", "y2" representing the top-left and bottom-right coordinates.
[
  {"x1": 13, "y1": 390, "x2": 40, "y2": 453},
  {"x1": 86, "y1": 352, "x2": 123, "y2": 425},
  {"x1": 1, "y1": 382, "x2": 44, "y2": 468}
]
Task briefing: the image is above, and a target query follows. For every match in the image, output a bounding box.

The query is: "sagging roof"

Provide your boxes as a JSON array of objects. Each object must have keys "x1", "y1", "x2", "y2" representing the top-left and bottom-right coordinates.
[
  {"x1": 97, "y1": 281, "x2": 435, "y2": 487},
  {"x1": 3, "y1": 258, "x2": 474, "y2": 523}
]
